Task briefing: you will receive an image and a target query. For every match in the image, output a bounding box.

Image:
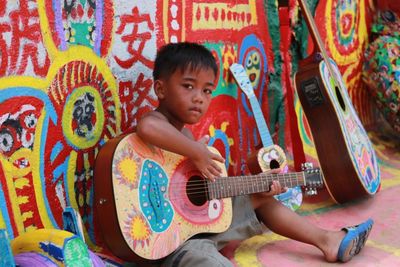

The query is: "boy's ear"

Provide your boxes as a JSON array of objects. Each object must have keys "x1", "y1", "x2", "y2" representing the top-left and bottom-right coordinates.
[{"x1": 154, "y1": 80, "x2": 165, "y2": 99}]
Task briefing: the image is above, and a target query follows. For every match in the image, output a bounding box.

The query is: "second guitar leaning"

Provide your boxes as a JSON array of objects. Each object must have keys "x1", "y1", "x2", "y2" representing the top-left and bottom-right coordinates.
[{"x1": 294, "y1": 0, "x2": 381, "y2": 203}]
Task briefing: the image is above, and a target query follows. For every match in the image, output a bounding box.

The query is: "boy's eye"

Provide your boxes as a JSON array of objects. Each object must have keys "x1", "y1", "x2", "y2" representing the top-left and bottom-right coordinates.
[
  {"x1": 204, "y1": 88, "x2": 213, "y2": 95},
  {"x1": 184, "y1": 84, "x2": 194, "y2": 90}
]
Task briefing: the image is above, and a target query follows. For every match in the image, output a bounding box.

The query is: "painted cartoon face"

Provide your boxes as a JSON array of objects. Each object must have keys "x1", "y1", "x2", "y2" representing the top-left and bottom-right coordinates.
[
  {"x1": 63, "y1": 0, "x2": 96, "y2": 47},
  {"x1": 0, "y1": 99, "x2": 42, "y2": 169},
  {"x1": 72, "y1": 92, "x2": 96, "y2": 138},
  {"x1": 157, "y1": 67, "x2": 216, "y2": 127},
  {"x1": 245, "y1": 50, "x2": 261, "y2": 88}
]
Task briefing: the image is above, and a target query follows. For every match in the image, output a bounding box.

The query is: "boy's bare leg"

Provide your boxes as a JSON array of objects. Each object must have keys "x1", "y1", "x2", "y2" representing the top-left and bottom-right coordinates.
[{"x1": 252, "y1": 196, "x2": 345, "y2": 262}]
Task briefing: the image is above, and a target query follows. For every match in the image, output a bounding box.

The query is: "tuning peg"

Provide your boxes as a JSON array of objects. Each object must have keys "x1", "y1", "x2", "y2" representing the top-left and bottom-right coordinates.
[
  {"x1": 305, "y1": 188, "x2": 318, "y2": 196},
  {"x1": 301, "y1": 162, "x2": 313, "y2": 170}
]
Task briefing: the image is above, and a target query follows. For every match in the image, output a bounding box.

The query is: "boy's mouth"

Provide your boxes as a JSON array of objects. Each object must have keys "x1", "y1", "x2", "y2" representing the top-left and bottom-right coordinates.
[{"x1": 189, "y1": 107, "x2": 202, "y2": 114}]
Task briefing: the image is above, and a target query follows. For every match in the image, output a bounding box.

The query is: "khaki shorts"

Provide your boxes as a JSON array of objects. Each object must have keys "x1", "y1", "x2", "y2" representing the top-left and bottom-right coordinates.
[{"x1": 161, "y1": 195, "x2": 263, "y2": 267}]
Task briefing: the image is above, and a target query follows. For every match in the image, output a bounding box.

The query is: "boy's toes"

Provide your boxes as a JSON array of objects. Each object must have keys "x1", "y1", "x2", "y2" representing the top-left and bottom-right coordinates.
[{"x1": 337, "y1": 218, "x2": 374, "y2": 262}]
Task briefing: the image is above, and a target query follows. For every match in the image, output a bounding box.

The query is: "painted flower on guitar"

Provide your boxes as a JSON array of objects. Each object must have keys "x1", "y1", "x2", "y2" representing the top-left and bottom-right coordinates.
[
  {"x1": 123, "y1": 212, "x2": 151, "y2": 248},
  {"x1": 114, "y1": 146, "x2": 141, "y2": 189}
]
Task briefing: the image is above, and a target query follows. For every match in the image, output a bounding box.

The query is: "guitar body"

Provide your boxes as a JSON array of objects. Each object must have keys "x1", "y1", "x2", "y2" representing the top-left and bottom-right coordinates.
[
  {"x1": 295, "y1": 58, "x2": 380, "y2": 203},
  {"x1": 247, "y1": 144, "x2": 287, "y2": 174},
  {"x1": 94, "y1": 133, "x2": 232, "y2": 262}
]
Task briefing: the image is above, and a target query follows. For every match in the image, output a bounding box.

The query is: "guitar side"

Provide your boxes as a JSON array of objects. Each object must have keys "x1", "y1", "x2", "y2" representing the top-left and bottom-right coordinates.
[
  {"x1": 94, "y1": 133, "x2": 232, "y2": 262},
  {"x1": 294, "y1": 60, "x2": 380, "y2": 203}
]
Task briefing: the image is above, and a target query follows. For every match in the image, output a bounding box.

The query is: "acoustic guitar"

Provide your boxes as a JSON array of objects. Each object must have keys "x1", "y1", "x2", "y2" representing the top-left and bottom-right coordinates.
[
  {"x1": 294, "y1": 0, "x2": 380, "y2": 203},
  {"x1": 94, "y1": 133, "x2": 323, "y2": 262},
  {"x1": 230, "y1": 63, "x2": 303, "y2": 211}
]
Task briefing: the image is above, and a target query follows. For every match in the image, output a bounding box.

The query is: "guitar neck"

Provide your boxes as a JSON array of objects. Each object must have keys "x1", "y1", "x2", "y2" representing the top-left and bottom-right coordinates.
[
  {"x1": 298, "y1": 0, "x2": 337, "y2": 78},
  {"x1": 248, "y1": 95, "x2": 273, "y2": 147},
  {"x1": 207, "y1": 172, "x2": 305, "y2": 199},
  {"x1": 229, "y1": 63, "x2": 274, "y2": 148},
  {"x1": 298, "y1": 0, "x2": 327, "y2": 60}
]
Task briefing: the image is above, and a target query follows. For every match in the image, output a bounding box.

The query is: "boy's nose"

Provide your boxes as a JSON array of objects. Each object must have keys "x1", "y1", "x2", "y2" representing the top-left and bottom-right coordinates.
[{"x1": 192, "y1": 89, "x2": 204, "y2": 103}]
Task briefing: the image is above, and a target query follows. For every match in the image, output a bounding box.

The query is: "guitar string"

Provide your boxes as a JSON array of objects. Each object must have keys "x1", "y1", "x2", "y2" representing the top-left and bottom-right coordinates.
[
  {"x1": 165, "y1": 173, "x2": 306, "y2": 186},
  {"x1": 140, "y1": 173, "x2": 315, "y2": 198},
  {"x1": 182, "y1": 179, "x2": 302, "y2": 195},
  {"x1": 165, "y1": 178, "x2": 302, "y2": 200},
  {"x1": 144, "y1": 177, "x2": 320, "y2": 201},
  {"x1": 160, "y1": 175, "x2": 304, "y2": 193}
]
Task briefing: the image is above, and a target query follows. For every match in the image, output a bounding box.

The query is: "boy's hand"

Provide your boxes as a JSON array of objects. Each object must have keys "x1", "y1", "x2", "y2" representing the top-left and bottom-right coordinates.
[
  {"x1": 256, "y1": 168, "x2": 287, "y2": 197},
  {"x1": 250, "y1": 168, "x2": 288, "y2": 208},
  {"x1": 192, "y1": 135, "x2": 225, "y2": 181},
  {"x1": 267, "y1": 168, "x2": 288, "y2": 195}
]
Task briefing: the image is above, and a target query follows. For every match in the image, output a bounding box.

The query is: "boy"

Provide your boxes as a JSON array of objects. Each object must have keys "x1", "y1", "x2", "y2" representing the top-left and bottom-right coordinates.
[{"x1": 136, "y1": 42, "x2": 373, "y2": 266}]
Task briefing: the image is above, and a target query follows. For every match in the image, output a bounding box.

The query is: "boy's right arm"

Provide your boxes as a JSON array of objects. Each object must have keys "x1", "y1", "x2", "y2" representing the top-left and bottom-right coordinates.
[{"x1": 136, "y1": 113, "x2": 224, "y2": 180}]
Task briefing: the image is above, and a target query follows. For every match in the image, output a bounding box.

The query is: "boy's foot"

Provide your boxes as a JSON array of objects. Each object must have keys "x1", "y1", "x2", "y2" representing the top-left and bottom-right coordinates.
[{"x1": 337, "y1": 218, "x2": 374, "y2": 262}]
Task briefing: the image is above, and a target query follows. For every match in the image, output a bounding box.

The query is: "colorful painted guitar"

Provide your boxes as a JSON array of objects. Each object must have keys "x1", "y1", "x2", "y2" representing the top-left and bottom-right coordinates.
[
  {"x1": 294, "y1": 0, "x2": 380, "y2": 203},
  {"x1": 93, "y1": 133, "x2": 323, "y2": 262},
  {"x1": 230, "y1": 63, "x2": 303, "y2": 211}
]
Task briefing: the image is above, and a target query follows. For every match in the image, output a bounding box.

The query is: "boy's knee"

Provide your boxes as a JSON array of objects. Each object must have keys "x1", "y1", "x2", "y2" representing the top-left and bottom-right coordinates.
[{"x1": 161, "y1": 239, "x2": 233, "y2": 267}]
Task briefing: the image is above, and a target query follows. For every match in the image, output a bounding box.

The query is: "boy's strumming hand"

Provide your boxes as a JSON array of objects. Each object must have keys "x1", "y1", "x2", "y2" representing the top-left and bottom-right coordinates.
[{"x1": 192, "y1": 135, "x2": 225, "y2": 181}]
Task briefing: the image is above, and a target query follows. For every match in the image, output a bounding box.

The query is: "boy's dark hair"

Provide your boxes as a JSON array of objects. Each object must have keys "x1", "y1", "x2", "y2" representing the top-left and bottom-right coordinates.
[{"x1": 153, "y1": 42, "x2": 218, "y2": 80}]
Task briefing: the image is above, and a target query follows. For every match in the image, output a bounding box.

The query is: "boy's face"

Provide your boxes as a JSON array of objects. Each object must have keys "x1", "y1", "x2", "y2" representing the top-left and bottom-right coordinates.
[{"x1": 155, "y1": 67, "x2": 216, "y2": 127}]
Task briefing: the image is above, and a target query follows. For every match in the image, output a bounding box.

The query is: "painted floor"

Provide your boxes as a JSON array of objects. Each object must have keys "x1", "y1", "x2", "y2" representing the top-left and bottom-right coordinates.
[{"x1": 221, "y1": 131, "x2": 400, "y2": 267}]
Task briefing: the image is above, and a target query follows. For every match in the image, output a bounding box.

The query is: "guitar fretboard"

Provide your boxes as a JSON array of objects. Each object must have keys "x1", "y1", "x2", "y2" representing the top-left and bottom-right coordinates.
[
  {"x1": 207, "y1": 172, "x2": 305, "y2": 199},
  {"x1": 249, "y1": 95, "x2": 273, "y2": 147}
]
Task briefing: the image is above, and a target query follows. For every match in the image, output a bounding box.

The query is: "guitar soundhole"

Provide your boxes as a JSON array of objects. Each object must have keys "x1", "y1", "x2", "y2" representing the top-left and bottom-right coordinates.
[
  {"x1": 187, "y1": 176, "x2": 207, "y2": 206},
  {"x1": 335, "y1": 86, "x2": 346, "y2": 112},
  {"x1": 270, "y1": 159, "x2": 280, "y2": 169}
]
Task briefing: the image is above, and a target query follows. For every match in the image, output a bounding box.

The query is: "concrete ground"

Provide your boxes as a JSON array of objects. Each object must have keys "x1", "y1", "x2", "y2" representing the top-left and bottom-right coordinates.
[{"x1": 221, "y1": 131, "x2": 400, "y2": 267}]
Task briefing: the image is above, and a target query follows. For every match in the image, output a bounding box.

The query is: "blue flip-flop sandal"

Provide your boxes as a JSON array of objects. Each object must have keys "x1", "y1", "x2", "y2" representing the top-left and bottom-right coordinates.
[{"x1": 337, "y1": 218, "x2": 374, "y2": 262}]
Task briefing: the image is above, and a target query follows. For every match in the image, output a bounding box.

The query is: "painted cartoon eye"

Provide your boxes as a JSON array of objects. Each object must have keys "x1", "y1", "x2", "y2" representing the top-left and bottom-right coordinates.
[
  {"x1": 73, "y1": 105, "x2": 83, "y2": 119},
  {"x1": 208, "y1": 199, "x2": 221, "y2": 219},
  {"x1": 21, "y1": 128, "x2": 34, "y2": 148},
  {"x1": 270, "y1": 149, "x2": 278, "y2": 159},
  {"x1": 246, "y1": 57, "x2": 252, "y2": 67},
  {"x1": 251, "y1": 53, "x2": 260, "y2": 65},
  {"x1": 24, "y1": 113, "x2": 38, "y2": 129},
  {"x1": 0, "y1": 129, "x2": 13, "y2": 153},
  {"x1": 85, "y1": 103, "x2": 95, "y2": 115},
  {"x1": 262, "y1": 153, "x2": 271, "y2": 163}
]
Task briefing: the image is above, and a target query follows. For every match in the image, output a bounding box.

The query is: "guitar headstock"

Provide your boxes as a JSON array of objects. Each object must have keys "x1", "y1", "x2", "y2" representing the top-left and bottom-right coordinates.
[
  {"x1": 229, "y1": 63, "x2": 255, "y2": 98},
  {"x1": 301, "y1": 162, "x2": 324, "y2": 196}
]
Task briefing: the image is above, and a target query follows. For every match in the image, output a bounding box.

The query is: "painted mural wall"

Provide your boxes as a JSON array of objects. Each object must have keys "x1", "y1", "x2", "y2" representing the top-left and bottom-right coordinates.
[{"x1": 0, "y1": 0, "x2": 375, "y2": 261}]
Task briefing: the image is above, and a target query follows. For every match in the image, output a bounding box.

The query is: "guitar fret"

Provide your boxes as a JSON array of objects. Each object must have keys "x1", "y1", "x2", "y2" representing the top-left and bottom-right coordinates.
[
  {"x1": 240, "y1": 176, "x2": 244, "y2": 195},
  {"x1": 216, "y1": 179, "x2": 222, "y2": 199},
  {"x1": 262, "y1": 178, "x2": 267, "y2": 192},
  {"x1": 212, "y1": 181, "x2": 216, "y2": 199},
  {"x1": 222, "y1": 178, "x2": 227, "y2": 198},
  {"x1": 233, "y1": 177, "x2": 237, "y2": 196},
  {"x1": 252, "y1": 176, "x2": 256, "y2": 194},
  {"x1": 246, "y1": 175, "x2": 251, "y2": 195},
  {"x1": 208, "y1": 181, "x2": 213, "y2": 199}
]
